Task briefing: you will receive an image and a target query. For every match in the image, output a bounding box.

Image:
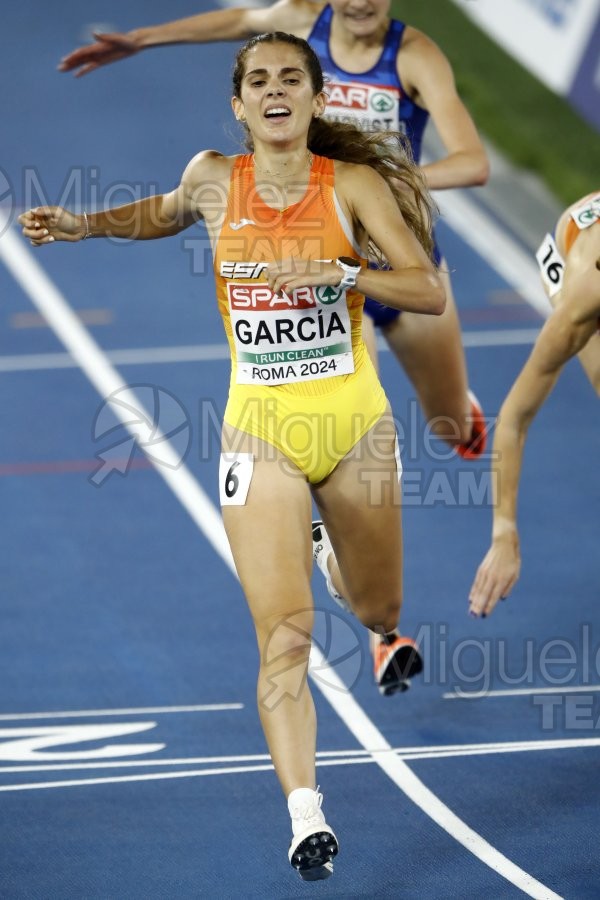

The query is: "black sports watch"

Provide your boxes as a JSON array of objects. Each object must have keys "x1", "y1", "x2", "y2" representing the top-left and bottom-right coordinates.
[{"x1": 335, "y1": 256, "x2": 361, "y2": 289}]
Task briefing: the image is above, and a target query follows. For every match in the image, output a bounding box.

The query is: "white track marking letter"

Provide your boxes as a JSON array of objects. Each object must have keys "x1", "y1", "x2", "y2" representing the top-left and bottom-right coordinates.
[{"x1": 0, "y1": 723, "x2": 163, "y2": 761}]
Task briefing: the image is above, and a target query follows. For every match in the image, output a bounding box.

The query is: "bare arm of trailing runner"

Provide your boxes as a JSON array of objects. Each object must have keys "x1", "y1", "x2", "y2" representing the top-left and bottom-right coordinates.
[
  {"x1": 399, "y1": 28, "x2": 489, "y2": 190},
  {"x1": 469, "y1": 301, "x2": 599, "y2": 618},
  {"x1": 58, "y1": 0, "x2": 320, "y2": 76}
]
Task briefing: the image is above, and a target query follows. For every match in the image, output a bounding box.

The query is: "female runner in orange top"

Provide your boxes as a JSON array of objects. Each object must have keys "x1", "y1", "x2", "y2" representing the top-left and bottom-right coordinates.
[{"x1": 21, "y1": 33, "x2": 444, "y2": 879}]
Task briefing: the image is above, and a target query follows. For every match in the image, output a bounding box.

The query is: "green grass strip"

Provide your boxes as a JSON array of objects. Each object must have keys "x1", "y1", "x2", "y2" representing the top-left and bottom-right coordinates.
[{"x1": 393, "y1": 0, "x2": 598, "y2": 204}]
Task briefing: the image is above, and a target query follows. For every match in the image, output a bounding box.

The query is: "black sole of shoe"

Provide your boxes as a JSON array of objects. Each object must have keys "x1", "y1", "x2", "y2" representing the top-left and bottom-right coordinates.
[
  {"x1": 379, "y1": 677, "x2": 411, "y2": 696},
  {"x1": 378, "y1": 644, "x2": 424, "y2": 694},
  {"x1": 290, "y1": 830, "x2": 339, "y2": 874}
]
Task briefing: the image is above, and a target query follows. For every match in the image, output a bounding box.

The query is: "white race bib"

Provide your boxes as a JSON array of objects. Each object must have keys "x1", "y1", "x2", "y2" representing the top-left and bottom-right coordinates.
[
  {"x1": 535, "y1": 233, "x2": 565, "y2": 297},
  {"x1": 324, "y1": 76, "x2": 401, "y2": 133},
  {"x1": 228, "y1": 282, "x2": 354, "y2": 385},
  {"x1": 570, "y1": 196, "x2": 600, "y2": 232},
  {"x1": 219, "y1": 452, "x2": 254, "y2": 506}
]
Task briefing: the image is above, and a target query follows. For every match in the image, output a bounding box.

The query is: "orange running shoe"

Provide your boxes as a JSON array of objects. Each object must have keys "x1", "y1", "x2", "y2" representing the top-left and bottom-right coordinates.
[
  {"x1": 456, "y1": 389, "x2": 487, "y2": 460},
  {"x1": 373, "y1": 635, "x2": 424, "y2": 696}
]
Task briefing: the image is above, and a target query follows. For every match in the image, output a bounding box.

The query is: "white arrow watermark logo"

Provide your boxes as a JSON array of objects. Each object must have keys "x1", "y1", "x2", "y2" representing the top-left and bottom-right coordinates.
[{"x1": 90, "y1": 384, "x2": 192, "y2": 486}]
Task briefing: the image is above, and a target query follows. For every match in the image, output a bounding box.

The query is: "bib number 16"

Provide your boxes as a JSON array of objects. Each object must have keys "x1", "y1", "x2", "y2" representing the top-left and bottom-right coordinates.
[{"x1": 535, "y1": 233, "x2": 565, "y2": 298}]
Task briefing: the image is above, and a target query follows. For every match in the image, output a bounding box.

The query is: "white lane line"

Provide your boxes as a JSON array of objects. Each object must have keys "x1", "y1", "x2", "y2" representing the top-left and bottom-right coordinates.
[
  {"x1": 0, "y1": 218, "x2": 560, "y2": 900},
  {"x1": 0, "y1": 763, "x2": 276, "y2": 793},
  {"x1": 0, "y1": 344, "x2": 231, "y2": 372},
  {"x1": 2, "y1": 736, "x2": 599, "y2": 775},
  {"x1": 309, "y1": 654, "x2": 561, "y2": 900},
  {"x1": 0, "y1": 704, "x2": 243, "y2": 721},
  {"x1": 445, "y1": 685, "x2": 600, "y2": 700},
  {"x1": 461, "y1": 327, "x2": 540, "y2": 347},
  {"x1": 0, "y1": 220, "x2": 235, "y2": 572},
  {"x1": 2, "y1": 737, "x2": 597, "y2": 803},
  {"x1": 435, "y1": 190, "x2": 551, "y2": 318},
  {"x1": 0, "y1": 328, "x2": 541, "y2": 373}
]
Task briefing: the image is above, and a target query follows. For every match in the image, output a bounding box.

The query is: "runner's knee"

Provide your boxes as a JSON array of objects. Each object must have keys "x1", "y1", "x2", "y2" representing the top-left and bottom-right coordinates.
[
  {"x1": 351, "y1": 593, "x2": 401, "y2": 635},
  {"x1": 255, "y1": 610, "x2": 313, "y2": 666}
]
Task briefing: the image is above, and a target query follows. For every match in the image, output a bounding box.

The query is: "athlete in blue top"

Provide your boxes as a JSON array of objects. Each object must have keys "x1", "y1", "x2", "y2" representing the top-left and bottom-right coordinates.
[{"x1": 59, "y1": 1, "x2": 490, "y2": 685}]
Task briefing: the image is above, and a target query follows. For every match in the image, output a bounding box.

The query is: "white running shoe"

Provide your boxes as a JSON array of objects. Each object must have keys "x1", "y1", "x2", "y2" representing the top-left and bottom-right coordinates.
[
  {"x1": 288, "y1": 787, "x2": 339, "y2": 880},
  {"x1": 311, "y1": 521, "x2": 351, "y2": 614}
]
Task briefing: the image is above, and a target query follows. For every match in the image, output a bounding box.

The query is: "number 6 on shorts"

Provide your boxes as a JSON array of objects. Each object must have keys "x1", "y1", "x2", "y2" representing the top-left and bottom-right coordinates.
[{"x1": 219, "y1": 452, "x2": 254, "y2": 506}]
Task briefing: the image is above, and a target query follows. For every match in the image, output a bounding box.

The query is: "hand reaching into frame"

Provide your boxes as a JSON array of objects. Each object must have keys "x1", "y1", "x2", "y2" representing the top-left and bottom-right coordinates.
[
  {"x1": 58, "y1": 32, "x2": 141, "y2": 78},
  {"x1": 468, "y1": 533, "x2": 521, "y2": 618}
]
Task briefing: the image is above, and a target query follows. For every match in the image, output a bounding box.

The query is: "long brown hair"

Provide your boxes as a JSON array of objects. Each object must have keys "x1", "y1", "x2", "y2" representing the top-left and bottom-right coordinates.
[{"x1": 232, "y1": 32, "x2": 435, "y2": 262}]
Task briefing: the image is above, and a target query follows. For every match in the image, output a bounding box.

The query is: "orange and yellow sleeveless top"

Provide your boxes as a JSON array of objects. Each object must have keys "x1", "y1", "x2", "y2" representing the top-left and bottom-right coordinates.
[
  {"x1": 561, "y1": 191, "x2": 600, "y2": 256},
  {"x1": 212, "y1": 153, "x2": 388, "y2": 483},
  {"x1": 213, "y1": 153, "x2": 368, "y2": 396},
  {"x1": 536, "y1": 191, "x2": 600, "y2": 299}
]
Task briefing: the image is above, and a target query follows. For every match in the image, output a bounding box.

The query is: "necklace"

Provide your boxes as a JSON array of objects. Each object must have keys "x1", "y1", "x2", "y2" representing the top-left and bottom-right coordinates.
[{"x1": 253, "y1": 151, "x2": 313, "y2": 179}]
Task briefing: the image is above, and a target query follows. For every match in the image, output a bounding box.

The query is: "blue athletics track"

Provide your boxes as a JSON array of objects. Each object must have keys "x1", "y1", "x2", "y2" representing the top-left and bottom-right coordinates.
[{"x1": 1, "y1": 3, "x2": 598, "y2": 898}]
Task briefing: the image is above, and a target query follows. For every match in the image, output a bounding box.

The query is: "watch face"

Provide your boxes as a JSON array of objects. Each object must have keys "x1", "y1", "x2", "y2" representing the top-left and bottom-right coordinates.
[{"x1": 338, "y1": 256, "x2": 360, "y2": 269}]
